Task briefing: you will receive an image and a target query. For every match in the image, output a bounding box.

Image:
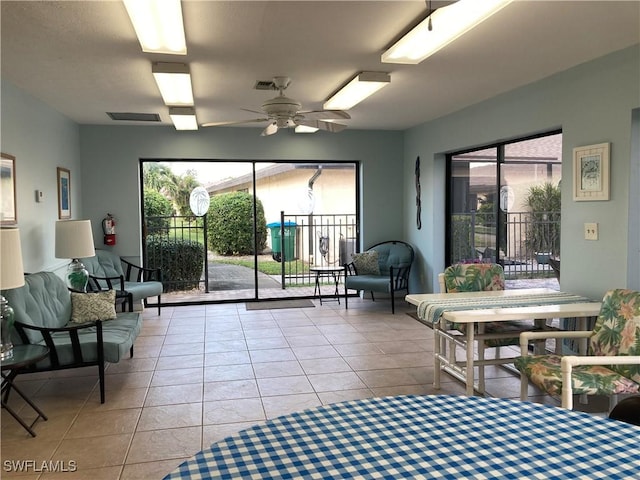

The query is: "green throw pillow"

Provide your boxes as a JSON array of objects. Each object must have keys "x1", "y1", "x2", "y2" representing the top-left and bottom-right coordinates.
[
  {"x1": 70, "y1": 290, "x2": 117, "y2": 323},
  {"x1": 352, "y1": 251, "x2": 380, "y2": 275}
]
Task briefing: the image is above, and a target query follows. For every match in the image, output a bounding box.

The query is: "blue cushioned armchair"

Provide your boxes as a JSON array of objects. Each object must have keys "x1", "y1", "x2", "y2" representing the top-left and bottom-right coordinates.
[
  {"x1": 82, "y1": 249, "x2": 163, "y2": 315},
  {"x1": 343, "y1": 240, "x2": 414, "y2": 313}
]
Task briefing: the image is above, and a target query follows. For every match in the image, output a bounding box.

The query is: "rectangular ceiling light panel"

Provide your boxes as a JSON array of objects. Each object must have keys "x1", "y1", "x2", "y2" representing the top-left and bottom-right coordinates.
[
  {"x1": 123, "y1": 0, "x2": 187, "y2": 54},
  {"x1": 169, "y1": 107, "x2": 198, "y2": 130},
  {"x1": 323, "y1": 72, "x2": 390, "y2": 111},
  {"x1": 152, "y1": 62, "x2": 194, "y2": 106},
  {"x1": 382, "y1": 0, "x2": 513, "y2": 64}
]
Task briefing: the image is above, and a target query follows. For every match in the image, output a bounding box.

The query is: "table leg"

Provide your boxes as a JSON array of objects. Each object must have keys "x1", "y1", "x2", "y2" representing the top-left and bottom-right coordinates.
[
  {"x1": 314, "y1": 272, "x2": 322, "y2": 305},
  {"x1": 477, "y1": 322, "x2": 485, "y2": 394},
  {"x1": 331, "y1": 272, "x2": 341, "y2": 304},
  {"x1": 434, "y1": 322, "x2": 441, "y2": 389},
  {"x1": 1, "y1": 373, "x2": 48, "y2": 437},
  {"x1": 466, "y1": 324, "x2": 475, "y2": 396}
]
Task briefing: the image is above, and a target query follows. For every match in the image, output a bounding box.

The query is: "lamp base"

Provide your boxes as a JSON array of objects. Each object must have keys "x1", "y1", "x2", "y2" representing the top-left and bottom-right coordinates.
[
  {"x1": 66, "y1": 259, "x2": 89, "y2": 292},
  {"x1": 1, "y1": 295, "x2": 15, "y2": 360}
]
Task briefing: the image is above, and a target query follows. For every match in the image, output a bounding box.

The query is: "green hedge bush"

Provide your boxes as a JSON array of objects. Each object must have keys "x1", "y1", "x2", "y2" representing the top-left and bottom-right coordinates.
[
  {"x1": 144, "y1": 189, "x2": 173, "y2": 234},
  {"x1": 146, "y1": 236, "x2": 204, "y2": 292},
  {"x1": 208, "y1": 191, "x2": 267, "y2": 255}
]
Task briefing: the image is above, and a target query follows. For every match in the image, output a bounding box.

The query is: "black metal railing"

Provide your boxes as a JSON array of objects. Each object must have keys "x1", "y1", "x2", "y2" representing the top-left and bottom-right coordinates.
[
  {"x1": 451, "y1": 210, "x2": 560, "y2": 278},
  {"x1": 268, "y1": 212, "x2": 357, "y2": 287}
]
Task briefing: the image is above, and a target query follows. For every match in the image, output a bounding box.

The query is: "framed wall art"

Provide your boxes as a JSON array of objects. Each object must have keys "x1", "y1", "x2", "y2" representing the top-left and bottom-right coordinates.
[
  {"x1": 573, "y1": 142, "x2": 610, "y2": 201},
  {"x1": 1, "y1": 153, "x2": 17, "y2": 225},
  {"x1": 57, "y1": 167, "x2": 71, "y2": 219}
]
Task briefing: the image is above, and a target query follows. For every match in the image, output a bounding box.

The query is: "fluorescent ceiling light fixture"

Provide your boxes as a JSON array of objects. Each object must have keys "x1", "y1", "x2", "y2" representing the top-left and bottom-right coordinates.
[
  {"x1": 152, "y1": 62, "x2": 194, "y2": 106},
  {"x1": 323, "y1": 72, "x2": 390, "y2": 111},
  {"x1": 295, "y1": 125, "x2": 319, "y2": 134},
  {"x1": 382, "y1": 0, "x2": 513, "y2": 64},
  {"x1": 169, "y1": 107, "x2": 198, "y2": 130},
  {"x1": 123, "y1": 0, "x2": 187, "y2": 54}
]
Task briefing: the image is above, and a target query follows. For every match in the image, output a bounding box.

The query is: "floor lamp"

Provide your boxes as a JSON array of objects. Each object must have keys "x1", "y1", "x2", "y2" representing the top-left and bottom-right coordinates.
[
  {"x1": 1, "y1": 228, "x2": 25, "y2": 359},
  {"x1": 55, "y1": 220, "x2": 96, "y2": 292}
]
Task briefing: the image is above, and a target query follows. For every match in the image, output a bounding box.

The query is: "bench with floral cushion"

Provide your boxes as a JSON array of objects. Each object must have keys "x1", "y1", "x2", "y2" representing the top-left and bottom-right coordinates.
[
  {"x1": 343, "y1": 240, "x2": 414, "y2": 314},
  {"x1": 3, "y1": 271, "x2": 142, "y2": 404},
  {"x1": 515, "y1": 288, "x2": 640, "y2": 410}
]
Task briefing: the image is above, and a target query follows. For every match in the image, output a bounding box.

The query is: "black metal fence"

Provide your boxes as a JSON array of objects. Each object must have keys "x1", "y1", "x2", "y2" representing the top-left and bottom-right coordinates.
[
  {"x1": 268, "y1": 212, "x2": 358, "y2": 287},
  {"x1": 451, "y1": 210, "x2": 560, "y2": 278}
]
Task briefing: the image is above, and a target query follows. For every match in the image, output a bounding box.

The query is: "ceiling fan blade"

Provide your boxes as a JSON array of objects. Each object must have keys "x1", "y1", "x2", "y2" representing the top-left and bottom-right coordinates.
[
  {"x1": 240, "y1": 108, "x2": 265, "y2": 115},
  {"x1": 201, "y1": 118, "x2": 268, "y2": 127},
  {"x1": 300, "y1": 110, "x2": 351, "y2": 121},
  {"x1": 261, "y1": 122, "x2": 278, "y2": 136},
  {"x1": 297, "y1": 119, "x2": 347, "y2": 133}
]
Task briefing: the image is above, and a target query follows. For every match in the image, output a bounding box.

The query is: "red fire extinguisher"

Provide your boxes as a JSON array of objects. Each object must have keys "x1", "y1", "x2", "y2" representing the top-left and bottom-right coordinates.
[{"x1": 102, "y1": 213, "x2": 116, "y2": 246}]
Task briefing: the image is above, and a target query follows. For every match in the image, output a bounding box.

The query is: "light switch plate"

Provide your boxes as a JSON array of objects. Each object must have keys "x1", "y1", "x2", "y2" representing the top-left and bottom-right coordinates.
[{"x1": 584, "y1": 222, "x2": 598, "y2": 240}]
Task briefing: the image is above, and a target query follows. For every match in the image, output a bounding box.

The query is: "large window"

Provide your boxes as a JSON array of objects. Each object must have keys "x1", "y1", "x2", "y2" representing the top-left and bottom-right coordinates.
[{"x1": 446, "y1": 131, "x2": 562, "y2": 279}]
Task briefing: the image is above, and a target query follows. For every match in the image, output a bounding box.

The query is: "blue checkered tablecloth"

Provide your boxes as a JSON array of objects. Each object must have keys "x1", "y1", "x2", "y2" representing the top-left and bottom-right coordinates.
[{"x1": 164, "y1": 395, "x2": 640, "y2": 479}]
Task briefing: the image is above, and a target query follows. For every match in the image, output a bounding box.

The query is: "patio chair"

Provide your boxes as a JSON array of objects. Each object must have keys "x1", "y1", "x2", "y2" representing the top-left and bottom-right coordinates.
[
  {"x1": 82, "y1": 249, "x2": 163, "y2": 315},
  {"x1": 515, "y1": 289, "x2": 640, "y2": 410},
  {"x1": 609, "y1": 396, "x2": 640, "y2": 426},
  {"x1": 438, "y1": 263, "x2": 554, "y2": 393},
  {"x1": 344, "y1": 240, "x2": 414, "y2": 314}
]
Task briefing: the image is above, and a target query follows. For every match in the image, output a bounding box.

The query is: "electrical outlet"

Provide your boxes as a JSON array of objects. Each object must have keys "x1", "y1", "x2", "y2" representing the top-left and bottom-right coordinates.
[{"x1": 584, "y1": 222, "x2": 598, "y2": 240}]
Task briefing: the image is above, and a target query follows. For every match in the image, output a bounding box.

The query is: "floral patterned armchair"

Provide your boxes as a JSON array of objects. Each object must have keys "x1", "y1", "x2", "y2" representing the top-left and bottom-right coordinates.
[{"x1": 515, "y1": 289, "x2": 640, "y2": 410}]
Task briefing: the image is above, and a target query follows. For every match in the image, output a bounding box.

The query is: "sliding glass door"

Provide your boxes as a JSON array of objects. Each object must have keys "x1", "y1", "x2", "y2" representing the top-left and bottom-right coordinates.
[{"x1": 140, "y1": 160, "x2": 358, "y2": 305}]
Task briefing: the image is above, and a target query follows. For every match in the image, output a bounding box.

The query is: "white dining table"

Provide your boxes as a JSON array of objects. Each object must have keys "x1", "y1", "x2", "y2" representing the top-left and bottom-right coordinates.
[{"x1": 406, "y1": 288, "x2": 602, "y2": 395}]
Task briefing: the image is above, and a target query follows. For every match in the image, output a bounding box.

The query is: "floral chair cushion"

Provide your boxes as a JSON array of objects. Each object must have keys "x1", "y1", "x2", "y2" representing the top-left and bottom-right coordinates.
[
  {"x1": 442, "y1": 263, "x2": 505, "y2": 293},
  {"x1": 515, "y1": 288, "x2": 640, "y2": 398},
  {"x1": 589, "y1": 289, "x2": 640, "y2": 383},
  {"x1": 514, "y1": 354, "x2": 640, "y2": 397},
  {"x1": 442, "y1": 263, "x2": 514, "y2": 345}
]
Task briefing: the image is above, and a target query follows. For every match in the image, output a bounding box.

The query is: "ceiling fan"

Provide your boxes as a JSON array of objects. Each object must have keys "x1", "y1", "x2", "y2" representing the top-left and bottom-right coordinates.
[{"x1": 201, "y1": 76, "x2": 350, "y2": 136}]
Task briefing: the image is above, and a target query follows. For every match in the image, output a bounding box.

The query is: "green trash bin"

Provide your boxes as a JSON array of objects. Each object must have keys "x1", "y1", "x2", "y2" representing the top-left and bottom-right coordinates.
[{"x1": 267, "y1": 221, "x2": 296, "y2": 262}]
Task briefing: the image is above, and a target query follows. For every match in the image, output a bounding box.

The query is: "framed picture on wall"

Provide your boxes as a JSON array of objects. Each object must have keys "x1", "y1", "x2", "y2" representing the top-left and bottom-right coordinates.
[
  {"x1": 572, "y1": 142, "x2": 610, "y2": 201},
  {"x1": 1, "y1": 152, "x2": 17, "y2": 225},
  {"x1": 57, "y1": 167, "x2": 71, "y2": 219}
]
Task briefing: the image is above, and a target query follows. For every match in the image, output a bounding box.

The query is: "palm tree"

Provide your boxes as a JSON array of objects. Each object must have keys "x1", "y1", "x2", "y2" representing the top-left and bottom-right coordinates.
[{"x1": 143, "y1": 163, "x2": 176, "y2": 192}]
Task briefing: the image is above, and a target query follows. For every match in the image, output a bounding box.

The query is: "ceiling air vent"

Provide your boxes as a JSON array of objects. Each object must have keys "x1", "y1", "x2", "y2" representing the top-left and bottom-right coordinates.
[
  {"x1": 107, "y1": 112, "x2": 161, "y2": 122},
  {"x1": 254, "y1": 80, "x2": 275, "y2": 91}
]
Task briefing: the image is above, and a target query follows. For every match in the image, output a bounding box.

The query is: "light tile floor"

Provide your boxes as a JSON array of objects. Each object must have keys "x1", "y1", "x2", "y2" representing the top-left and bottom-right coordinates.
[{"x1": 0, "y1": 295, "x2": 606, "y2": 479}]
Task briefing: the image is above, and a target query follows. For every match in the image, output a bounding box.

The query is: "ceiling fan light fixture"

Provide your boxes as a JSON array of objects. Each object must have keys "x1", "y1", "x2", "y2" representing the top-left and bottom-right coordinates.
[
  {"x1": 152, "y1": 62, "x2": 194, "y2": 106},
  {"x1": 381, "y1": 0, "x2": 513, "y2": 64},
  {"x1": 169, "y1": 106, "x2": 198, "y2": 130},
  {"x1": 323, "y1": 72, "x2": 390, "y2": 111},
  {"x1": 123, "y1": 0, "x2": 187, "y2": 55},
  {"x1": 295, "y1": 125, "x2": 319, "y2": 134}
]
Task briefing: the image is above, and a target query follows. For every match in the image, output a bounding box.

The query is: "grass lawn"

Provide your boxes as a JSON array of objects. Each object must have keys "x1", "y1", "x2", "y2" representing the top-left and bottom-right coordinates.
[{"x1": 214, "y1": 256, "x2": 311, "y2": 275}]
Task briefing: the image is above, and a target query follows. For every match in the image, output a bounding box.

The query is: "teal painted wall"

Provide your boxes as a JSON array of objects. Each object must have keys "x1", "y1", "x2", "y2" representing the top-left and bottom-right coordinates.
[
  {"x1": 404, "y1": 45, "x2": 640, "y2": 299},
  {"x1": 78, "y1": 126, "x2": 404, "y2": 259},
  {"x1": 0, "y1": 80, "x2": 81, "y2": 274}
]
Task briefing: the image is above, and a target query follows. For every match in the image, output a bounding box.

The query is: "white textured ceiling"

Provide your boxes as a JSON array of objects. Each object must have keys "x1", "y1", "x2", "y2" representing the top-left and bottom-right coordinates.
[{"x1": 1, "y1": 1, "x2": 638, "y2": 131}]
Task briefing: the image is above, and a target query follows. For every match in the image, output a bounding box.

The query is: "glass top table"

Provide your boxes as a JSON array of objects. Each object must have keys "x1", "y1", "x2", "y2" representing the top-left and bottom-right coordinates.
[{"x1": 309, "y1": 265, "x2": 343, "y2": 305}]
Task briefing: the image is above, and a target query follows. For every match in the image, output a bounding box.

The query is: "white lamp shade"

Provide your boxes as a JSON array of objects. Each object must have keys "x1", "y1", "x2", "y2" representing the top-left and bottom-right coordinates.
[
  {"x1": 55, "y1": 220, "x2": 96, "y2": 259},
  {"x1": 0, "y1": 228, "x2": 25, "y2": 290}
]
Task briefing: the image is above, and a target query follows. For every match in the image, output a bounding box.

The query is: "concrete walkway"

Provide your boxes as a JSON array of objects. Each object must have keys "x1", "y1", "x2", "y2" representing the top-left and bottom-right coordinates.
[{"x1": 208, "y1": 262, "x2": 282, "y2": 291}]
